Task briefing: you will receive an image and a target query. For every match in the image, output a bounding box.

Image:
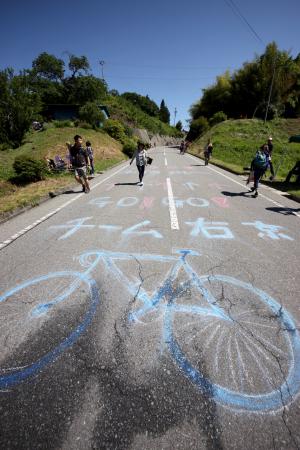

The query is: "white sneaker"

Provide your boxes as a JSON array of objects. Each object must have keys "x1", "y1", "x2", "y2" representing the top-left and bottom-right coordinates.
[{"x1": 140, "y1": 181, "x2": 144, "y2": 186}]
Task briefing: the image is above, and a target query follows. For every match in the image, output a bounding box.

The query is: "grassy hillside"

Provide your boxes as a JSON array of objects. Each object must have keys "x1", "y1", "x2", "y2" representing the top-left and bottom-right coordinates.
[
  {"x1": 189, "y1": 118, "x2": 300, "y2": 198},
  {"x1": 0, "y1": 126, "x2": 125, "y2": 216},
  {"x1": 106, "y1": 95, "x2": 182, "y2": 137}
]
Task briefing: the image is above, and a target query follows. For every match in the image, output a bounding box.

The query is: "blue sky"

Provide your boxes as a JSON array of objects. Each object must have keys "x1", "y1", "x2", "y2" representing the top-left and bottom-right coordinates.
[{"x1": 2, "y1": 0, "x2": 300, "y2": 128}]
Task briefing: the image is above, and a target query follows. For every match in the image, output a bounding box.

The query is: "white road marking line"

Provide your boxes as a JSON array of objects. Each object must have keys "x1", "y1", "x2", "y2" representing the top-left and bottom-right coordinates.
[
  {"x1": 166, "y1": 177, "x2": 179, "y2": 230},
  {"x1": 186, "y1": 153, "x2": 300, "y2": 218},
  {"x1": 0, "y1": 164, "x2": 128, "y2": 251},
  {"x1": 165, "y1": 157, "x2": 168, "y2": 166}
]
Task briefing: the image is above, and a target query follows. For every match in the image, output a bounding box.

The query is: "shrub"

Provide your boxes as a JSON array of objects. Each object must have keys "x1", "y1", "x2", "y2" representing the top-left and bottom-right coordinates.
[
  {"x1": 122, "y1": 138, "x2": 136, "y2": 157},
  {"x1": 103, "y1": 119, "x2": 126, "y2": 143},
  {"x1": 209, "y1": 111, "x2": 227, "y2": 126},
  {"x1": 12, "y1": 155, "x2": 48, "y2": 184},
  {"x1": 79, "y1": 102, "x2": 106, "y2": 129},
  {"x1": 53, "y1": 120, "x2": 73, "y2": 128}
]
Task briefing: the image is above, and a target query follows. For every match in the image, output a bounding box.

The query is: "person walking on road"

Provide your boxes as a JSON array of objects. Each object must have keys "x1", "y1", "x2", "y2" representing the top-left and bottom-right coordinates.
[
  {"x1": 204, "y1": 139, "x2": 213, "y2": 165},
  {"x1": 130, "y1": 142, "x2": 148, "y2": 186},
  {"x1": 69, "y1": 135, "x2": 91, "y2": 193},
  {"x1": 267, "y1": 136, "x2": 275, "y2": 180},
  {"x1": 179, "y1": 141, "x2": 185, "y2": 154},
  {"x1": 249, "y1": 148, "x2": 267, "y2": 197},
  {"x1": 86, "y1": 141, "x2": 95, "y2": 176}
]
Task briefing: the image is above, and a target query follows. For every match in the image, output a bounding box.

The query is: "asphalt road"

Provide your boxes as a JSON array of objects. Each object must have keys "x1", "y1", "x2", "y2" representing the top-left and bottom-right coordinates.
[{"x1": 0, "y1": 147, "x2": 300, "y2": 450}]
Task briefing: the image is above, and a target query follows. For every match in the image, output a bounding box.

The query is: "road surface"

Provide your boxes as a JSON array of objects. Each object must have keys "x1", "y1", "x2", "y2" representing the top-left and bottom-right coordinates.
[{"x1": 0, "y1": 147, "x2": 300, "y2": 449}]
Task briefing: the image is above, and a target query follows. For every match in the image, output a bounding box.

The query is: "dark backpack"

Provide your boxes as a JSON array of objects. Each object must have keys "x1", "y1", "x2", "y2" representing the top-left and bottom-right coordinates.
[{"x1": 253, "y1": 152, "x2": 267, "y2": 169}]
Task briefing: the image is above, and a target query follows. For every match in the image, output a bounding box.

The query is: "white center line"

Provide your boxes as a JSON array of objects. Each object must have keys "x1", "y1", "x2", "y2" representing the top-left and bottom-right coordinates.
[
  {"x1": 186, "y1": 153, "x2": 300, "y2": 218},
  {"x1": 165, "y1": 157, "x2": 168, "y2": 166},
  {"x1": 0, "y1": 163, "x2": 129, "y2": 251},
  {"x1": 166, "y1": 177, "x2": 179, "y2": 230}
]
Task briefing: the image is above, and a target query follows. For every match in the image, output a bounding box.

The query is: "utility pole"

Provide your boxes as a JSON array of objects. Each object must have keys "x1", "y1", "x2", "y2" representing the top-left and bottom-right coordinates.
[
  {"x1": 264, "y1": 60, "x2": 276, "y2": 124},
  {"x1": 174, "y1": 107, "x2": 177, "y2": 126},
  {"x1": 99, "y1": 60, "x2": 105, "y2": 80}
]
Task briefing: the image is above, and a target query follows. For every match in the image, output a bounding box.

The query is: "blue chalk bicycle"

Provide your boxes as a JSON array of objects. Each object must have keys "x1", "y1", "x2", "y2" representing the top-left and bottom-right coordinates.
[{"x1": 0, "y1": 249, "x2": 299, "y2": 412}]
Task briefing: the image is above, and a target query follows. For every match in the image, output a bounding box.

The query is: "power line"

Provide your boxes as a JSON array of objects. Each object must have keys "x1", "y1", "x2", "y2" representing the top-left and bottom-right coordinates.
[
  {"x1": 105, "y1": 75, "x2": 216, "y2": 81},
  {"x1": 223, "y1": 0, "x2": 265, "y2": 46},
  {"x1": 105, "y1": 61, "x2": 234, "y2": 71}
]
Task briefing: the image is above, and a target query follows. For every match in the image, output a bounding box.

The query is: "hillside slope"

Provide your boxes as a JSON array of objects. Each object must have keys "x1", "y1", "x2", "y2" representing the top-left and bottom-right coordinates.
[
  {"x1": 189, "y1": 118, "x2": 300, "y2": 180},
  {"x1": 0, "y1": 126, "x2": 125, "y2": 216}
]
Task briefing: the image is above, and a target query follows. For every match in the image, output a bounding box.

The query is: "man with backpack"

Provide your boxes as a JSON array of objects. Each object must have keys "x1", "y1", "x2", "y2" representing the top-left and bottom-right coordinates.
[
  {"x1": 249, "y1": 148, "x2": 267, "y2": 197},
  {"x1": 69, "y1": 135, "x2": 91, "y2": 193}
]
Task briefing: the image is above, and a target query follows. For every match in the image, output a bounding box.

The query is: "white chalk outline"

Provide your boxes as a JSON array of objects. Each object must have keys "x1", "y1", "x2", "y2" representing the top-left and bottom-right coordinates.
[{"x1": 166, "y1": 177, "x2": 179, "y2": 230}]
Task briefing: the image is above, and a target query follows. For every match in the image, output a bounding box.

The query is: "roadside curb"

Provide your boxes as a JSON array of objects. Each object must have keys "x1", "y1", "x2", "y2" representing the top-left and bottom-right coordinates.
[
  {"x1": 188, "y1": 152, "x2": 300, "y2": 204},
  {"x1": 0, "y1": 160, "x2": 127, "y2": 225}
]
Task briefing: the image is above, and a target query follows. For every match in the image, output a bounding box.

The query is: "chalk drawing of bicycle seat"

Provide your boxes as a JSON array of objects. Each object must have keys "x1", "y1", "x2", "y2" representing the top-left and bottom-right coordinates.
[
  {"x1": 77, "y1": 249, "x2": 300, "y2": 413},
  {"x1": 162, "y1": 197, "x2": 209, "y2": 208},
  {"x1": 0, "y1": 268, "x2": 100, "y2": 389},
  {"x1": 1, "y1": 249, "x2": 299, "y2": 413}
]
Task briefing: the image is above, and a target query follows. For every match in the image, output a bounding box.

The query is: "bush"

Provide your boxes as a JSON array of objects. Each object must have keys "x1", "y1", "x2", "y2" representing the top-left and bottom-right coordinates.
[
  {"x1": 79, "y1": 102, "x2": 106, "y2": 129},
  {"x1": 11, "y1": 155, "x2": 48, "y2": 184},
  {"x1": 209, "y1": 111, "x2": 227, "y2": 126},
  {"x1": 53, "y1": 120, "x2": 73, "y2": 128},
  {"x1": 103, "y1": 119, "x2": 126, "y2": 143},
  {"x1": 122, "y1": 138, "x2": 136, "y2": 157}
]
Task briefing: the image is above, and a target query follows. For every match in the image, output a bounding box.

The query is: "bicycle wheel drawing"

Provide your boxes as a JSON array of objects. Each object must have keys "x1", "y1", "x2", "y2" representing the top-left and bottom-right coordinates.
[
  {"x1": 0, "y1": 271, "x2": 99, "y2": 389},
  {"x1": 164, "y1": 273, "x2": 300, "y2": 412}
]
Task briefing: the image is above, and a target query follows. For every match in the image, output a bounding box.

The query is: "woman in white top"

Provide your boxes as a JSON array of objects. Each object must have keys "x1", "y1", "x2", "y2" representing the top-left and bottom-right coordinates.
[{"x1": 130, "y1": 142, "x2": 148, "y2": 186}]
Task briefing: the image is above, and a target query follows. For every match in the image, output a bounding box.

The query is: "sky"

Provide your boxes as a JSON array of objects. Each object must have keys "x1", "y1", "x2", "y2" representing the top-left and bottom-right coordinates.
[{"x1": 1, "y1": 0, "x2": 300, "y2": 129}]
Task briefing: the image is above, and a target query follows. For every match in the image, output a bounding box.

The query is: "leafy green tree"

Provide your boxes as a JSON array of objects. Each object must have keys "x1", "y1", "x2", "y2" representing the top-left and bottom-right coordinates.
[
  {"x1": 159, "y1": 99, "x2": 170, "y2": 124},
  {"x1": 0, "y1": 69, "x2": 41, "y2": 147},
  {"x1": 68, "y1": 55, "x2": 90, "y2": 77},
  {"x1": 64, "y1": 75, "x2": 107, "y2": 104},
  {"x1": 175, "y1": 120, "x2": 183, "y2": 131},
  {"x1": 121, "y1": 92, "x2": 159, "y2": 117},
  {"x1": 32, "y1": 52, "x2": 64, "y2": 80},
  {"x1": 79, "y1": 102, "x2": 106, "y2": 129},
  {"x1": 186, "y1": 116, "x2": 209, "y2": 141}
]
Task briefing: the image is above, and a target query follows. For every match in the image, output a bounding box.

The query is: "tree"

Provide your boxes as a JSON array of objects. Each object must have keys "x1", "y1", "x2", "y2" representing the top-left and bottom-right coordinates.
[
  {"x1": 32, "y1": 52, "x2": 64, "y2": 80},
  {"x1": 64, "y1": 75, "x2": 107, "y2": 104},
  {"x1": 175, "y1": 120, "x2": 183, "y2": 131},
  {"x1": 186, "y1": 117, "x2": 209, "y2": 141},
  {"x1": 0, "y1": 69, "x2": 41, "y2": 147},
  {"x1": 159, "y1": 99, "x2": 170, "y2": 124},
  {"x1": 68, "y1": 55, "x2": 90, "y2": 77},
  {"x1": 79, "y1": 102, "x2": 106, "y2": 129},
  {"x1": 121, "y1": 92, "x2": 159, "y2": 117}
]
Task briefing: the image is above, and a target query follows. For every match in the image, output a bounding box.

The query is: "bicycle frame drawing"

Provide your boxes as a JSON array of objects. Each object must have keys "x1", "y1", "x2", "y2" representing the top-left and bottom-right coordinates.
[{"x1": 1, "y1": 248, "x2": 299, "y2": 413}]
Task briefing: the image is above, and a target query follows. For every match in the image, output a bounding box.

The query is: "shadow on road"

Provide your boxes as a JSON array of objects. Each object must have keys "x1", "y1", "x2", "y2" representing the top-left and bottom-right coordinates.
[
  {"x1": 266, "y1": 206, "x2": 300, "y2": 216},
  {"x1": 221, "y1": 190, "x2": 253, "y2": 198},
  {"x1": 115, "y1": 182, "x2": 140, "y2": 186}
]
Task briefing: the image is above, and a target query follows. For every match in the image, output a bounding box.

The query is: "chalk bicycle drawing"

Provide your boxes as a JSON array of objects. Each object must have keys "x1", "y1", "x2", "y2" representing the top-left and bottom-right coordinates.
[{"x1": 0, "y1": 249, "x2": 299, "y2": 412}]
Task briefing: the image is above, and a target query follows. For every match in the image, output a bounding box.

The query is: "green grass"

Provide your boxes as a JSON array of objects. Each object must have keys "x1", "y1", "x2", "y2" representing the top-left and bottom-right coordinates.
[{"x1": 189, "y1": 118, "x2": 300, "y2": 199}]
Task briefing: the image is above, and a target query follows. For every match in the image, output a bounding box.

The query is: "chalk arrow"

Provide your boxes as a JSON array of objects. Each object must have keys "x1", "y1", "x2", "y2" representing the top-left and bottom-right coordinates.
[{"x1": 183, "y1": 182, "x2": 199, "y2": 191}]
